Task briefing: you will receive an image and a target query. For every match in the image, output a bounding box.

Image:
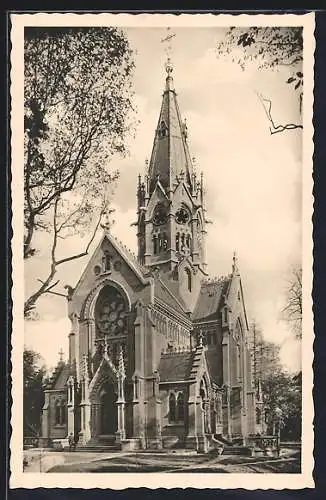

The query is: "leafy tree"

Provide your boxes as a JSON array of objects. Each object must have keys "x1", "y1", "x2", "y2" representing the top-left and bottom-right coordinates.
[
  {"x1": 263, "y1": 370, "x2": 302, "y2": 441},
  {"x1": 24, "y1": 27, "x2": 136, "y2": 316},
  {"x1": 216, "y1": 27, "x2": 303, "y2": 134},
  {"x1": 23, "y1": 348, "x2": 49, "y2": 436},
  {"x1": 248, "y1": 321, "x2": 301, "y2": 440},
  {"x1": 281, "y1": 267, "x2": 302, "y2": 339}
]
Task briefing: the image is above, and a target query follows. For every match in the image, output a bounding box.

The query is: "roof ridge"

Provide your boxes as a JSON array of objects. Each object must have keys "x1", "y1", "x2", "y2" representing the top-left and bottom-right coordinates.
[{"x1": 158, "y1": 276, "x2": 187, "y2": 313}]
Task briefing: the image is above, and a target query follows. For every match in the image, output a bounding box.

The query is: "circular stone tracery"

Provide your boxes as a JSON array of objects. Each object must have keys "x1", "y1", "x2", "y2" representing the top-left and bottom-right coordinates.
[{"x1": 95, "y1": 285, "x2": 127, "y2": 337}]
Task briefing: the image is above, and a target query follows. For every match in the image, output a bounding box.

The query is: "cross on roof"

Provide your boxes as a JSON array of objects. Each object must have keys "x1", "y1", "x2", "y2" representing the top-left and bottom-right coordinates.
[
  {"x1": 161, "y1": 27, "x2": 176, "y2": 72},
  {"x1": 101, "y1": 207, "x2": 116, "y2": 231}
]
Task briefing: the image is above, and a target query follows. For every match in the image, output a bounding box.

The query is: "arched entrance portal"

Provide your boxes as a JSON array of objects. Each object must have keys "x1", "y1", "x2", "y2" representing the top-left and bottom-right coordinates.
[{"x1": 99, "y1": 381, "x2": 118, "y2": 436}]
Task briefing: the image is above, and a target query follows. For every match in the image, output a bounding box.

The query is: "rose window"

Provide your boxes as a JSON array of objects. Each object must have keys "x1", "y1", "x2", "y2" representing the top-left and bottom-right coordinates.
[{"x1": 95, "y1": 286, "x2": 127, "y2": 337}]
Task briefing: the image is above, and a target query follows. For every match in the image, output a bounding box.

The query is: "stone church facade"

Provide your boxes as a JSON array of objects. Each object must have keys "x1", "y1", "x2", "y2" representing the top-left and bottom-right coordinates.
[{"x1": 41, "y1": 61, "x2": 258, "y2": 452}]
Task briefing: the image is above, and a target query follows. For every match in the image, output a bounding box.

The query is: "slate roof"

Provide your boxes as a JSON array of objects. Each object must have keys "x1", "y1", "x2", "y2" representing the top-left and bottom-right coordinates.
[
  {"x1": 193, "y1": 277, "x2": 230, "y2": 322},
  {"x1": 148, "y1": 72, "x2": 194, "y2": 196},
  {"x1": 159, "y1": 351, "x2": 194, "y2": 382},
  {"x1": 47, "y1": 362, "x2": 70, "y2": 390},
  {"x1": 154, "y1": 275, "x2": 188, "y2": 316}
]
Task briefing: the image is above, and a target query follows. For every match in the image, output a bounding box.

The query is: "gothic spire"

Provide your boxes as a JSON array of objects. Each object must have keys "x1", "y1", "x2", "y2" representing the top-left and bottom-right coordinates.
[{"x1": 147, "y1": 62, "x2": 194, "y2": 196}]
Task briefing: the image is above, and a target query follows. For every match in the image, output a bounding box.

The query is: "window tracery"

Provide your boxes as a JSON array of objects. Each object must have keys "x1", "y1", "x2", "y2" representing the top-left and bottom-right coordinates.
[
  {"x1": 95, "y1": 286, "x2": 128, "y2": 338},
  {"x1": 54, "y1": 399, "x2": 66, "y2": 425}
]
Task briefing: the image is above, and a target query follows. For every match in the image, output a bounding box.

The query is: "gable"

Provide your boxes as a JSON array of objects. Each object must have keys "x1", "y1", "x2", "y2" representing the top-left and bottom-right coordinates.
[
  {"x1": 172, "y1": 181, "x2": 197, "y2": 211},
  {"x1": 69, "y1": 231, "x2": 152, "y2": 316},
  {"x1": 146, "y1": 181, "x2": 169, "y2": 217},
  {"x1": 193, "y1": 277, "x2": 230, "y2": 322},
  {"x1": 226, "y1": 274, "x2": 250, "y2": 332},
  {"x1": 47, "y1": 362, "x2": 70, "y2": 390}
]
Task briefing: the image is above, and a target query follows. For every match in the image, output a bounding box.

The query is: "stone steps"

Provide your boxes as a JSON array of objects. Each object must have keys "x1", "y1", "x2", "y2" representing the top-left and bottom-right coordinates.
[
  {"x1": 222, "y1": 446, "x2": 251, "y2": 456},
  {"x1": 78, "y1": 445, "x2": 121, "y2": 452}
]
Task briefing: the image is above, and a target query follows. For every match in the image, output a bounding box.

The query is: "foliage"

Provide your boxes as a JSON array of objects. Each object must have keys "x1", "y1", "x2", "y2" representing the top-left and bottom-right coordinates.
[
  {"x1": 23, "y1": 348, "x2": 49, "y2": 436},
  {"x1": 248, "y1": 320, "x2": 302, "y2": 440},
  {"x1": 218, "y1": 27, "x2": 302, "y2": 72},
  {"x1": 216, "y1": 27, "x2": 303, "y2": 134},
  {"x1": 248, "y1": 320, "x2": 282, "y2": 385},
  {"x1": 281, "y1": 267, "x2": 302, "y2": 339},
  {"x1": 24, "y1": 27, "x2": 136, "y2": 316},
  {"x1": 263, "y1": 370, "x2": 302, "y2": 441}
]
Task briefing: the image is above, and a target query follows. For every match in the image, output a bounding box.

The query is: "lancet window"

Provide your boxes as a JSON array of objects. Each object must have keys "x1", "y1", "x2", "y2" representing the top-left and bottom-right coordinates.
[
  {"x1": 54, "y1": 399, "x2": 66, "y2": 425},
  {"x1": 185, "y1": 268, "x2": 192, "y2": 292},
  {"x1": 176, "y1": 392, "x2": 185, "y2": 422},
  {"x1": 169, "y1": 393, "x2": 176, "y2": 423}
]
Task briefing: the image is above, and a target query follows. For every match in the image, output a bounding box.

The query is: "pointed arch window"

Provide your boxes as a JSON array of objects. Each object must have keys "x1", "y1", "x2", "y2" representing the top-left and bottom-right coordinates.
[
  {"x1": 185, "y1": 268, "x2": 192, "y2": 292},
  {"x1": 158, "y1": 120, "x2": 168, "y2": 138},
  {"x1": 153, "y1": 235, "x2": 158, "y2": 255},
  {"x1": 162, "y1": 232, "x2": 168, "y2": 251},
  {"x1": 256, "y1": 407, "x2": 262, "y2": 425},
  {"x1": 169, "y1": 393, "x2": 176, "y2": 423},
  {"x1": 54, "y1": 399, "x2": 66, "y2": 425},
  {"x1": 177, "y1": 392, "x2": 185, "y2": 422},
  {"x1": 176, "y1": 233, "x2": 180, "y2": 252},
  {"x1": 61, "y1": 400, "x2": 67, "y2": 424},
  {"x1": 158, "y1": 233, "x2": 163, "y2": 252},
  {"x1": 102, "y1": 251, "x2": 112, "y2": 273},
  {"x1": 186, "y1": 234, "x2": 191, "y2": 249},
  {"x1": 55, "y1": 400, "x2": 61, "y2": 425},
  {"x1": 68, "y1": 384, "x2": 73, "y2": 404}
]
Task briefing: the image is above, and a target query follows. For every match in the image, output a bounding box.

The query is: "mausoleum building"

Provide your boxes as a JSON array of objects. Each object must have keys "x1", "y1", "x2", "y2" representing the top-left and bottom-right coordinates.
[{"x1": 41, "y1": 60, "x2": 258, "y2": 452}]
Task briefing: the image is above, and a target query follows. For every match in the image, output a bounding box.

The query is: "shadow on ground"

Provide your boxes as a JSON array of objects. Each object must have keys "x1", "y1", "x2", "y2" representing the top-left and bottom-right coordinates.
[{"x1": 48, "y1": 450, "x2": 301, "y2": 474}]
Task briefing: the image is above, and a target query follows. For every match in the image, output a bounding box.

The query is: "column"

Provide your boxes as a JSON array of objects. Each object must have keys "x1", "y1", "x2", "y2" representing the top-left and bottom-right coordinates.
[
  {"x1": 116, "y1": 376, "x2": 126, "y2": 442},
  {"x1": 185, "y1": 384, "x2": 198, "y2": 450},
  {"x1": 196, "y1": 396, "x2": 207, "y2": 452},
  {"x1": 67, "y1": 380, "x2": 75, "y2": 437},
  {"x1": 222, "y1": 331, "x2": 232, "y2": 439},
  {"x1": 90, "y1": 402, "x2": 100, "y2": 439},
  {"x1": 87, "y1": 318, "x2": 96, "y2": 357},
  {"x1": 145, "y1": 372, "x2": 162, "y2": 449}
]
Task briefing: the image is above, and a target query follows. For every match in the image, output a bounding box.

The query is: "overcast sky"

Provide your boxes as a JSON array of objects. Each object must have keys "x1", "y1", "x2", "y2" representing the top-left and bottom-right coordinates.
[{"x1": 24, "y1": 26, "x2": 302, "y2": 372}]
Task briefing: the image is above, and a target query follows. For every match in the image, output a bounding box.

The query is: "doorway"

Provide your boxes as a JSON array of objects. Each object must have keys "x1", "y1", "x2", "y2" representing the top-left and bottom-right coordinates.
[{"x1": 99, "y1": 381, "x2": 118, "y2": 435}]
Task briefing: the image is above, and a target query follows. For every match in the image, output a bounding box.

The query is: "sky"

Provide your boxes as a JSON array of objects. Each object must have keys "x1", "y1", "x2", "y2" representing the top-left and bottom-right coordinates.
[{"x1": 24, "y1": 26, "x2": 303, "y2": 373}]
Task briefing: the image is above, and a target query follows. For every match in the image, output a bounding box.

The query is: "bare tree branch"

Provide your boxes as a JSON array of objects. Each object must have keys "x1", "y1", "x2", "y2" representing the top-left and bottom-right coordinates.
[
  {"x1": 24, "y1": 201, "x2": 107, "y2": 316},
  {"x1": 281, "y1": 267, "x2": 302, "y2": 339},
  {"x1": 255, "y1": 92, "x2": 303, "y2": 135}
]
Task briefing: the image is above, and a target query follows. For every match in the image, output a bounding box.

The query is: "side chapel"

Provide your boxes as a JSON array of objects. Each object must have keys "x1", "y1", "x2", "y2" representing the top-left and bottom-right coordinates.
[{"x1": 41, "y1": 58, "x2": 259, "y2": 452}]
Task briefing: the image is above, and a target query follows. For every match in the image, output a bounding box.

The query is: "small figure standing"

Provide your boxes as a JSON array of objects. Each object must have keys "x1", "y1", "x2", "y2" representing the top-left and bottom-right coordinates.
[{"x1": 68, "y1": 432, "x2": 75, "y2": 452}]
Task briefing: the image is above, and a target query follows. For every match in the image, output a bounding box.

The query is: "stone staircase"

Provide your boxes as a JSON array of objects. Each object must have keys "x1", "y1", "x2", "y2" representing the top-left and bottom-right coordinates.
[
  {"x1": 78, "y1": 435, "x2": 121, "y2": 452},
  {"x1": 210, "y1": 435, "x2": 251, "y2": 456},
  {"x1": 221, "y1": 445, "x2": 251, "y2": 456}
]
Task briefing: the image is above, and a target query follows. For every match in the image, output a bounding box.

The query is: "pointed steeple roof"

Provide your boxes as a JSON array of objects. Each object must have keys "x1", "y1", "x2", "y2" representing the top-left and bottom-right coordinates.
[{"x1": 148, "y1": 61, "x2": 194, "y2": 195}]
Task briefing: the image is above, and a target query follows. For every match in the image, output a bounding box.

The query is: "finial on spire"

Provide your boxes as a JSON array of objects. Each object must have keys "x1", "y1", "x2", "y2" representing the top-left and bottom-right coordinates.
[
  {"x1": 232, "y1": 251, "x2": 239, "y2": 275},
  {"x1": 58, "y1": 348, "x2": 64, "y2": 363},
  {"x1": 161, "y1": 27, "x2": 176, "y2": 90}
]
